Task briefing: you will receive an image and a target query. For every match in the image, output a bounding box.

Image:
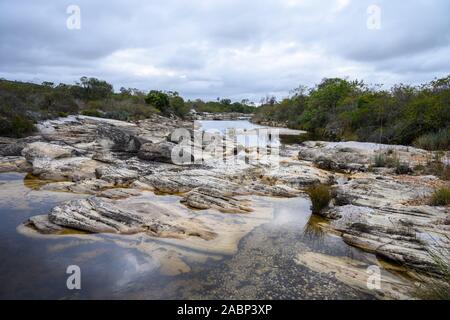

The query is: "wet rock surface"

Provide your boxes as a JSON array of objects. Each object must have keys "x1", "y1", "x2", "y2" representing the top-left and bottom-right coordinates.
[
  {"x1": 0, "y1": 115, "x2": 448, "y2": 298},
  {"x1": 40, "y1": 196, "x2": 217, "y2": 240}
]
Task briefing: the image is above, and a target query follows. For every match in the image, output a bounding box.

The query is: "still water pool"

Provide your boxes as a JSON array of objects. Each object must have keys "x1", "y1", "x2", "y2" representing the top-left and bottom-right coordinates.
[{"x1": 0, "y1": 121, "x2": 412, "y2": 299}]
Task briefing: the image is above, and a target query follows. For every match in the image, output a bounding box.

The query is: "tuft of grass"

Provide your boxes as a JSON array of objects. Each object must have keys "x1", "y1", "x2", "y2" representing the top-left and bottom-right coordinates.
[
  {"x1": 413, "y1": 129, "x2": 449, "y2": 151},
  {"x1": 395, "y1": 162, "x2": 412, "y2": 175},
  {"x1": 430, "y1": 186, "x2": 450, "y2": 206},
  {"x1": 373, "y1": 153, "x2": 387, "y2": 167},
  {"x1": 415, "y1": 237, "x2": 450, "y2": 300},
  {"x1": 306, "y1": 184, "x2": 332, "y2": 214},
  {"x1": 81, "y1": 108, "x2": 102, "y2": 117},
  {"x1": 0, "y1": 115, "x2": 35, "y2": 138},
  {"x1": 373, "y1": 152, "x2": 412, "y2": 175}
]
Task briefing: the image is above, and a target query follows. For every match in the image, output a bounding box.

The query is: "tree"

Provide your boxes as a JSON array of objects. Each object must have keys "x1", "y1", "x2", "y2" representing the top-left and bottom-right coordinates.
[
  {"x1": 74, "y1": 77, "x2": 113, "y2": 100},
  {"x1": 169, "y1": 94, "x2": 189, "y2": 118},
  {"x1": 145, "y1": 90, "x2": 170, "y2": 114}
]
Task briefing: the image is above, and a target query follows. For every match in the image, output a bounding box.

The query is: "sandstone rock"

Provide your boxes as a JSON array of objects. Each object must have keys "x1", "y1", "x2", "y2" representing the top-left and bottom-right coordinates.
[
  {"x1": 138, "y1": 141, "x2": 194, "y2": 164},
  {"x1": 136, "y1": 171, "x2": 243, "y2": 194},
  {"x1": 26, "y1": 215, "x2": 65, "y2": 234},
  {"x1": 0, "y1": 138, "x2": 25, "y2": 156},
  {"x1": 95, "y1": 166, "x2": 139, "y2": 185},
  {"x1": 22, "y1": 142, "x2": 77, "y2": 161},
  {"x1": 48, "y1": 197, "x2": 216, "y2": 240},
  {"x1": 0, "y1": 156, "x2": 31, "y2": 173},
  {"x1": 181, "y1": 187, "x2": 253, "y2": 214},
  {"x1": 31, "y1": 157, "x2": 100, "y2": 181},
  {"x1": 298, "y1": 141, "x2": 432, "y2": 172},
  {"x1": 39, "y1": 179, "x2": 114, "y2": 194},
  {"x1": 96, "y1": 125, "x2": 141, "y2": 152}
]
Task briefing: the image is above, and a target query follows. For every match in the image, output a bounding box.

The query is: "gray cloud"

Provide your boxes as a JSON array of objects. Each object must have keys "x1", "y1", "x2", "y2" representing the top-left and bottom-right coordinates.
[{"x1": 0, "y1": 0, "x2": 449, "y2": 101}]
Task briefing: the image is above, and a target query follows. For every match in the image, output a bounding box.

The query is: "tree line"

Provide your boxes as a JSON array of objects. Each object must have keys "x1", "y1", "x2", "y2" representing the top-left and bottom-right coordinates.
[
  {"x1": 252, "y1": 76, "x2": 450, "y2": 150},
  {"x1": 0, "y1": 77, "x2": 255, "y2": 137}
]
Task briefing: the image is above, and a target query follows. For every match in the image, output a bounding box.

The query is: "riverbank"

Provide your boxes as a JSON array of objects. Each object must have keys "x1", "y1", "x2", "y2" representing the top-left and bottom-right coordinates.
[{"x1": 0, "y1": 114, "x2": 448, "y2": 299}]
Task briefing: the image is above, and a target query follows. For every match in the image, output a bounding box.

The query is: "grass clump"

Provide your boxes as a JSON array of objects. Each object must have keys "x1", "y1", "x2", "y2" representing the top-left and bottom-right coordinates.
[
  {"x1": 306, "y1": 184, "x2": 332, "y2": 214},
  {"x1": 373, "y1": 152, "x2": 412, "y2": 175},
  {"x1": 415, "y1": 237, "x2": 450, "y2": 300},
  {"x1": 373, "y1": 153, "x2": 387, "y2": 167},
  {"x1": 413, "y1": 129, "x2": 449, "y2": 151},
  {"x1": 430, "y1": 186, "x2": 450, "y2": 206},
  {"x1": 0, "y1": 115, "x2": 35, "y2": 137}
]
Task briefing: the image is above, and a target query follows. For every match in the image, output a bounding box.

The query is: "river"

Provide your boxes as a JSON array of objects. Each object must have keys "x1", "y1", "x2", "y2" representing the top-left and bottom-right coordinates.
[{"x1": 0, "y1": 121, "x2": 412, "y2": 299}]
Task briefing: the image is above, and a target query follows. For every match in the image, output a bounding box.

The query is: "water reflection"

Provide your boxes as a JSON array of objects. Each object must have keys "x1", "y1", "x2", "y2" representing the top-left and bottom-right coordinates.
[{"x1": 0, "y1": 172, "x2": 412, "y2": 299}]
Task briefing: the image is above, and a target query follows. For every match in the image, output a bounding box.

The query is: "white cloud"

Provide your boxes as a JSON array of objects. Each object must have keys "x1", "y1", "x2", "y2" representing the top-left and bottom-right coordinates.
[{"x1": 0, "y1": 0, "x2": 449, "y2": 101}]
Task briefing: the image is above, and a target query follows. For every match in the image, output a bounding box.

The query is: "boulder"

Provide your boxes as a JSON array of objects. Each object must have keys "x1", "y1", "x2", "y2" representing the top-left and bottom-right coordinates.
[
  {"x1": 96, "y1": 125, "x2": 141, "y2": 152},
  {"x1": 47, "y1": 196, "x2": 216, "y2": 240},
  {"x1": 22, "y1": 142, "x2": 76, "y2": 161},
  {"x1": 181, "y1": 187, "x2": 253, "y2": 214},
  {"x1": 0, "y1": 138, "x2": 25, "y2": 156},
  {"x1": 138, "y1": 142, "x2": 193, "y2": 164},
  {"x1": 0, "y1": 156, "x2": 31, "y2": 173}
]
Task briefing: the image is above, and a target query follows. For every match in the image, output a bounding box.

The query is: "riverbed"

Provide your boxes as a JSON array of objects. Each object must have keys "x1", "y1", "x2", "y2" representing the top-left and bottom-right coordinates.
[{"x1": 0, "y1": 120, "x2": 415, "y2": 299}]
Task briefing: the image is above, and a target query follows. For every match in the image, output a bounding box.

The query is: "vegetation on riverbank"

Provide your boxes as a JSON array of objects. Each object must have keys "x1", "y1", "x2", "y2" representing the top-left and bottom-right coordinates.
[
  {"x1": 0, "y1": 77, "x2": 255, "y2": 137},
  {"x1": 253, "y1": 76, "x2": 450, "y2": 150},
  {"x1": 1, "y1": 75, "x2": 449, "y2": 150},
  {"x1": 306, "y1": 184, "x2": 332, "y2": 214},
  {"x1": 430, "y1": 186, "x2": 450, "y2": 206}
]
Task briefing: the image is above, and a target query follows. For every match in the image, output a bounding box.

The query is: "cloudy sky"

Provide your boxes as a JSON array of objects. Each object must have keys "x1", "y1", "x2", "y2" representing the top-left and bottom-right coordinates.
[{"x1": 1, "y1": 0, "x2": 449, "y2": 101}]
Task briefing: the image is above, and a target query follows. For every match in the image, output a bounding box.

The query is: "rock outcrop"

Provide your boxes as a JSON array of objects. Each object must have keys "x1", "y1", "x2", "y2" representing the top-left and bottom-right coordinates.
[
  {"x1": 41, "y1": 196, "x2": 216, "y2": 240},
  {"x1": 0, "y1": 114, "x2": 447, "y2": 282}
]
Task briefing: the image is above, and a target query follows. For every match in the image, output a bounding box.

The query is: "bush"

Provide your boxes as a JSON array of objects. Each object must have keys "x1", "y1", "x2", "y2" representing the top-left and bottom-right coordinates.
[
  {"x1": 413, "y1": 129, "x2": 449, "y2": 151},
  {"x1": 415, "y1": 236, "x2": 450, "y2": 300},
  {"x1": 395, "y1": 162, "x2": 412, "y2": 175},
  {"x1": 81, "y1": 109, "x2": 102, "y2": 117},
  {"x1": 373, "y1": 152, "x2": 401, "y2": 169},
  {"x1": 0, "y1": 115, "x2": 35, "y2": 137},
  {"x1": 306, "y1": 184, "x2": 332, "y2": 214},
  {"x1": 430, "y1": 186, "x2": 450, "y2": 206},
  {"x1": 145, "y1": 90, "x2": 170, "y2": 114},
  {"x1": 373, "y1": 153, "x2": 387, "y2": 167}
]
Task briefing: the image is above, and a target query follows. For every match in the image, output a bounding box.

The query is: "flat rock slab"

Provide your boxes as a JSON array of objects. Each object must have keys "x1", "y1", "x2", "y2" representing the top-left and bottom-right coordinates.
[{"x1": 45, "y1": 196, "x2": 216, "y2": 241}]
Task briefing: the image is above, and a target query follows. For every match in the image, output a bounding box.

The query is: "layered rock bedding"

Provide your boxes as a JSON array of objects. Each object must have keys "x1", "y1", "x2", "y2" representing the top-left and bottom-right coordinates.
[{"x1": 0, "y1": 114, "x2": 448, "y2": 280}]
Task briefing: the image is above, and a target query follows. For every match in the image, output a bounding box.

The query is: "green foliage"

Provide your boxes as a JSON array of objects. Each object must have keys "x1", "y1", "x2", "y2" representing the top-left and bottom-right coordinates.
[
  {"x1": 145, "y1": 90, "x2": 170, "y2": 114},
  {"x1": 430, "y1": 186, "x2": 450, "y2": 206},
  {"x1": 415, "y1": 236, "x2": 450, "y2": 300},
  {"x1": 413, "y1": 129, "x2": 449, "y2": 151},
  {"x1": 0, "y1": 115, "x2": 35, "y2": 137},
  {"x1": 306, "y1": 184, "x2": 332, "y2": 214},
  {"x1": 373, "y1": 153, "x2": 388, "y2": 167},
  {"x1": 253, "y1": 76, "x2": 450, "y2": 147},
  {"x1": 73, "y1": 76, "x2": 113, "y2": 100},
  {"x1": 373, "y1": 152, "x2": 401, "y2": 168},
  {"x1": 169, "y1": 94, "x2": 189, "y2": 118},
  {"x1": 186, "y1": 98, "x2": 256, "y2": 114},
  {"x1": 0, "y1": 77, "x2": 162, "y2": 137},
  {"x1": 395, "y1": 162, "x2": 412, "y2": 175},
  {"x1": 81, "y1": 109, "x2": 102, "y2": 117}
]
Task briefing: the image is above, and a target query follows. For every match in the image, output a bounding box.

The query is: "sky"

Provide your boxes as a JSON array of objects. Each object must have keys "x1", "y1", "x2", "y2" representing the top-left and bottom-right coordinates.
[{"x1": 1, "y1": 0, "x2": 449, "y2": 102}]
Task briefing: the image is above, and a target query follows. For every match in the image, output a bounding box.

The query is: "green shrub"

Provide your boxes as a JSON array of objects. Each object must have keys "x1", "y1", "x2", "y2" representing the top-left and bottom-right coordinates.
[
  {"x1": 395, "y1": 162, "x2": 412, "y2": 175},
  {"x1": 0, "y1": 115, "x2": 35, "y2": 137},
  {"x1": 81, "y1": 109, "x2": 102, "y2": 117},
  {"x1": 306, "y1": 184, "x2": 332, "y2": 214},
  {"x1": 430, "y1": 186, "x2": 450, "y2": 206},
  {"x1": 415, "y1": 236, "x2": 450, "y2": 300},
  {"x1": 373, "y1": 153, "x2": 387, "y2": 167},
  {"x1": 413, "y1": 129, "x2": 449, "y2": 151}
]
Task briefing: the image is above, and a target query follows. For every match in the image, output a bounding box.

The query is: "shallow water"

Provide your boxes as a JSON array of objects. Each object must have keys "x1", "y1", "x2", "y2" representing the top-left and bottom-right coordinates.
[{"x1": 0, "y1": 121, "x2": 414, "y2": 299}]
